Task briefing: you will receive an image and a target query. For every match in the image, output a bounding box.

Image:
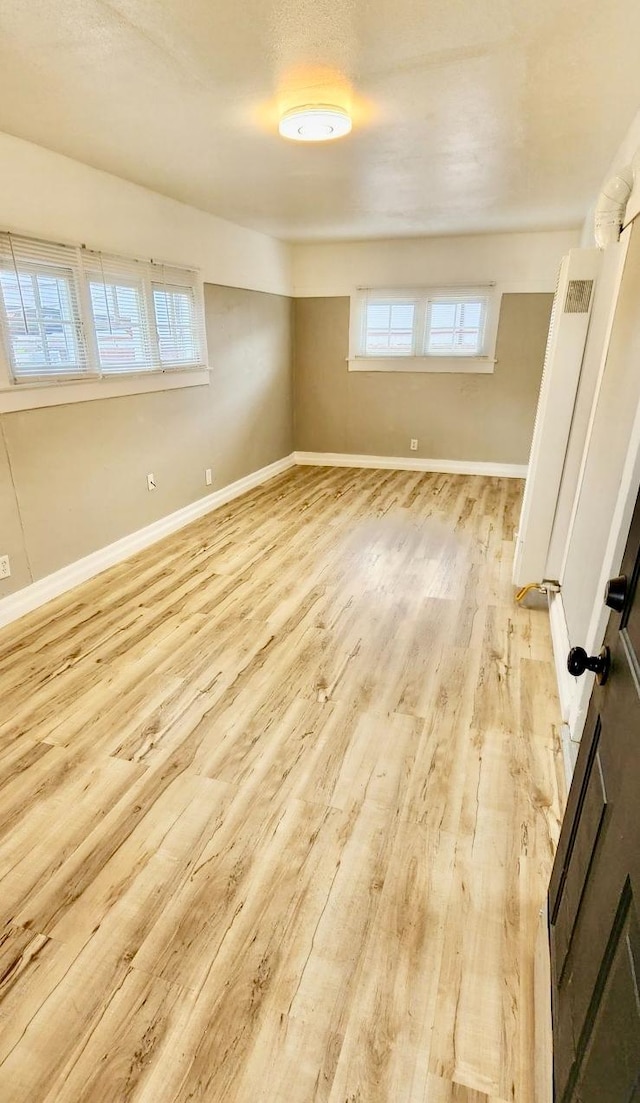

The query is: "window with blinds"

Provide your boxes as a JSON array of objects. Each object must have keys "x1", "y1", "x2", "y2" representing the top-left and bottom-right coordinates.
[
  {"x1": 364, "y1": 300, "x2": 417, "y2": 356},
  {"x1": 152, "y1": 282, "x2": 199, "y2": 366},
  {"x1": 353, "y1": 286, "x2": 492, "y2": 361},
  {"x1": 0, "y1": 236, "x2": 89, "y2": 381},
  {"x1": 0, "y1": 232, "x2": 207, "y2": 385},
  {"x1": 425, "y1": 295, "x2": 487, "y2": 355}
]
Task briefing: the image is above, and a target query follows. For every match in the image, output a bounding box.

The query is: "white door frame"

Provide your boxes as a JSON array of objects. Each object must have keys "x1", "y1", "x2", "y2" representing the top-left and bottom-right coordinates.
[
  {"x1": 550, "y1": 218, "x2": 640, "y2": 745},
  {"x1": 568, "y1": 383, "x2": 640, "y2": 738}
]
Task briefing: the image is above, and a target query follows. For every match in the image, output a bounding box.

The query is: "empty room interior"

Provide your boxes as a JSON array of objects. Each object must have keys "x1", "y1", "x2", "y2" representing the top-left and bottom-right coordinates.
[{"x1": 1, "y1": 2, "x2": 640, "y2": 1100}]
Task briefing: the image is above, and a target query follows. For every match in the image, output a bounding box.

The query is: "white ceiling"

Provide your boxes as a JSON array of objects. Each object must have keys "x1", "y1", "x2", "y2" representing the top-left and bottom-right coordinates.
[{"x1": 0, "y1": 0, "x2": 639, "y2": 242}]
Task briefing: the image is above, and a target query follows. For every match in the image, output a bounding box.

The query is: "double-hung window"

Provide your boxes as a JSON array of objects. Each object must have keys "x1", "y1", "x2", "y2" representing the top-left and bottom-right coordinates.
[
  {"x1": 89, "y1": 275, "x2": 150, "y2": 374},
  {"x1": 426, "y1": 295, "x2": 487, "y2": 355},
  {"x1": 350, "y1": 285, "x2": 497, "y2": 373},
  {"x1": 0, "y1": 236, "x2": 88, "y2": 382},
  {"x1": 0, "y1": 232, "x2": 208, "y2": 403},
  {"x1": 364, "y1": 298, "x2": 418, "y2": 357},
  {"x1": 152, "y1": 282, "x2": 199, "y2": 366}
]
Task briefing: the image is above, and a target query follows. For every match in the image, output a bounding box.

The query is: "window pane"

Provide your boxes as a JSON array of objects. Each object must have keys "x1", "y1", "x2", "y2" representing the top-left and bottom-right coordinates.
[
  {"x1": 430, "y1": 303, "x2": 457, "y2": 329},
  {"x1": 460, "y1": 301, "x2": 482, "y2": 328},
  {"x1": 90, "y1": 281, "x2": 149, "y2": 372},
  {"x1": 427, "y1": 298, "x2": 485, "y2": 356},
  {"x1": 365, "y1": 300, "x2": 415, "y2": 356},
  {"x1": 0, "y1": 268, "x2": 81, "y2": 375},
  {"x1": 152, "y1": 285, "x2": 199, "y2": 365}
]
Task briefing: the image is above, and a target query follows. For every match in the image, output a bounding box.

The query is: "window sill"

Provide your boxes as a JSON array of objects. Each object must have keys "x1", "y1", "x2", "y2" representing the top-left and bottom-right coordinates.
[
  {"x1": 0, "y1": 367, "x2": 211, "y2": 412},
  {"x1": 347, "y1": 356, "x2": 496, "y2": 374}
]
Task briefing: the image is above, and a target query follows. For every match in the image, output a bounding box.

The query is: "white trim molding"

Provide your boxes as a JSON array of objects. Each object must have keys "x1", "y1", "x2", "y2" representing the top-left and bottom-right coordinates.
[
  {"x1": 0, "y1": 454, "x2": 295, "y2": 630},
  {"x1": 567, "y1": 334, "x2": 640, "y2": 744},
  {"x1": 0, "y1": 368, "x2": 210, "y2": 413},
  {"x1": 294, "y1": 451, "x2": 527, "y2": 479},
  {"x1": 548, "y1": 592, "x2": 580, "y2": 726},
  {"x1": 548, "y1": 591, "x2": 587, "y2": 784},
  {"x1": 347, "y1": 357, "x2": 495, "y2": 374}
]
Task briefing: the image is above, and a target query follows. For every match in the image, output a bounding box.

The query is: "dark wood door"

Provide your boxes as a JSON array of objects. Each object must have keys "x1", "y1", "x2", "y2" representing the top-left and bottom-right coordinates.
[{"x1": 549, "y1": 489, "x2": 640, "y2": 1101}]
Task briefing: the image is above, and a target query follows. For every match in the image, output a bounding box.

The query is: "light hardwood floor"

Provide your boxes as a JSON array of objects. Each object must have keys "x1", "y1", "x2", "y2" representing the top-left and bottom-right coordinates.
[{"x1": 0, "y1": 466, "x2": 565, "y2": 1103}]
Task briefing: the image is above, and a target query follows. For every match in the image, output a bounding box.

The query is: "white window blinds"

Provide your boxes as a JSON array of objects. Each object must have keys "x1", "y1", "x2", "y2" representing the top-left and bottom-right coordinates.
[
  {"x1": 152, "y1": 275, "x2": 201, "y2": 366},
  {"x1": 354, "y1": 286, "x2": 492, "y2": 360},
  {"x1": 0, "y1": 232, "x2": 207, "y2": 385},
  {"x1": 425, "y1": 293, "x2": 488, "y2": 356},
  {"x1": 0, "y1": 235, "x2": 89, "y2": 381},
  {"x1": 364, "y1": 299, "x2": 417, "y2": 356}
]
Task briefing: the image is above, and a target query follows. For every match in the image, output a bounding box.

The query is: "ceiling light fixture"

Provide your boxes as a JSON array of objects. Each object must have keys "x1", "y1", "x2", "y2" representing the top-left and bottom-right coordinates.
[{"x1": 279, "y1": 104, "x2": 352, "y2": 142}]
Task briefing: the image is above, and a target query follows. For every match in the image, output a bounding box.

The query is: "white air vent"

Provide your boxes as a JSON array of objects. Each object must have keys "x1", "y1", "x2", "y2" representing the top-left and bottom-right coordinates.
[{"x1": 564, "y1": 279, "x2": 594, "y2": 314}]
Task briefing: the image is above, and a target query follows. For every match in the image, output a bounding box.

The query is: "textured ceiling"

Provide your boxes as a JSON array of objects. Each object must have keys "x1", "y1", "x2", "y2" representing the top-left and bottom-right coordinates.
[{"x1": 0, "y1": 0, "x2": 639, "y2": 241}]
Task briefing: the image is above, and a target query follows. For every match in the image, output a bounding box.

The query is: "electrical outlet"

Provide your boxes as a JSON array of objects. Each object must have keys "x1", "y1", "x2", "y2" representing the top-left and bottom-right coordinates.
[
  {"x1": 147, "y1": 473, "x2": 156, "y2": 492},
  {"x1": 0, "y1": 555, "x2": 10, "y2": 579},
  {"x1": 205, "y1": 468, "x2": 212, "y2": 486},
  {"x1": 410, "y1": 439, "x2": 418, "y2": 451}
]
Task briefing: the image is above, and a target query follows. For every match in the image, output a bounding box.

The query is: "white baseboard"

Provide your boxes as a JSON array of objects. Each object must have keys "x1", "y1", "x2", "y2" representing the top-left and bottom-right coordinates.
[
  {"x1": 293, "y1": 451, "x2": 527, "y2": 479},
  {"x1": 0, "y1": 454, "x2": 295, "y2": 630}
]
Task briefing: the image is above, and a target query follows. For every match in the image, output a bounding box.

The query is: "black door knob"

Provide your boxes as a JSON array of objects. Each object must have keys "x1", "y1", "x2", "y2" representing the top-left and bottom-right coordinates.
[
  {"x1": 567, "y1": 646, "x2": 611, "y2": 685},
  {"x1": 604, "y1": 575, "x2": 627, "y2": 613}
]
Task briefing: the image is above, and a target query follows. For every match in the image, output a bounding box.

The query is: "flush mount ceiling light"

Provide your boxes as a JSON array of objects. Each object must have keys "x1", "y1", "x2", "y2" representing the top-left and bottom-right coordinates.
[{"x1": 278, "y1": 104, "x2": 352, "y2": 142}]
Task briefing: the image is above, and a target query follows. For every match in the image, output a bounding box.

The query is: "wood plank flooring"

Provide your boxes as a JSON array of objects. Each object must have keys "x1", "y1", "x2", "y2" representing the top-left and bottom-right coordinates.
[{"x1": 0, "y1": 466, "x2": 565, "y2": 1102}]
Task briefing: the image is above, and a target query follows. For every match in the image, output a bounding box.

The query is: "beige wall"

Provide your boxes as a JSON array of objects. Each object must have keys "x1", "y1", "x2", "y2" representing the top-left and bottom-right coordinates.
[
  {"x1": 0, "y1": 429, "x2": 31, "y2": 592},
  {"x1": 293, "y1": 293, "x2": 553, "y2": 464},
  {"x1": 0, "y1": 284, "x2": 293, "y2": 598}
]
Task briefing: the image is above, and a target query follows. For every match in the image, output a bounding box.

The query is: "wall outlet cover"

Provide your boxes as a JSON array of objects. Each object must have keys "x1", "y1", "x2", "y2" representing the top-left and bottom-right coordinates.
[
  {"x1": 410, "y1": 439, "x2": 418, "y2": 451},
  {"x1": 205, "y1": 468, "x2": 212, "y2": 486},
  {"x1": 147, "y1": 473, "x2": 156, "y2": 491},
  {"x1": 0, "y1": 555, "x2": 10, "y2": 579}
]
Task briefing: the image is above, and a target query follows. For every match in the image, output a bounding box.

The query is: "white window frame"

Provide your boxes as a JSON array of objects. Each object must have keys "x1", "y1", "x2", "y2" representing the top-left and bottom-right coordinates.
[
  {"x1": 86, "y1": 268, "x2": 153, "y2": 375},
  {"x1": 348, "y1": 284, "x2": 500, "y2": 373},
  {"x1": 0, "y1": 231, "x2": 210, "y2": 412},
  {"x1": 360, "y1": 293, "x2": 421, "y2": 358},
  {"x1": 152, "y1": 280, "x2": 201, "y2": 367},
  {"x1": 0, "y1": 261, "x2": 88, "y2": 382}
]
